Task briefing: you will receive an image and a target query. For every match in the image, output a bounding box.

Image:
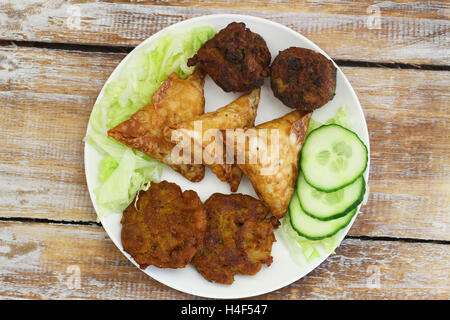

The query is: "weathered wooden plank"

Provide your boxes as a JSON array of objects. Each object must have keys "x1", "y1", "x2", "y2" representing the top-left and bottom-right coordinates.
[
  {"x1": 0, "y1": 221, "x2": 197, "y2": 299},
  {"x1": 103, "y1": 0, "x2": 450, "y2": 20},
  {"x1": 0, "y1": 221, "x2": 448, "y2": 299},
  {"x1": 347, "y1": 67, "x2": 450, "y2": 241},
  {"x1": 0, "y1": 46, "x2": 123, "y2": 223},
  {"x1": 0, "y1": 1, "x2": 448, "y2": 64},
  {"x1": 262, "y1": 236, "x2": 450, "y2": 300},
  {"x1": 0, "y1": 45, "x2": 448, "y2": 240}
]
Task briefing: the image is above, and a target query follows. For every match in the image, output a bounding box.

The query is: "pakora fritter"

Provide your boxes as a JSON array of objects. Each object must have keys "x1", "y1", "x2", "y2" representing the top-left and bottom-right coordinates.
[
  {"x1": 270, "y1": 47, "x2": 336, "y2": 111},
  {"x1": 233, "y1": 110, "x2": 311, "y2": 218},
  {"x1": 108, "y1": 68, "x2": 206, "y2": 182},
  {"x1": 164, "y1": 88, "x2": 261, "y2": 192},
  {"x1": 192, "y1": 193, "x2": 279, "y2": 284},
  {"x1": 121, "y1": 181, "x2": 206, "y2": 269},
  {"x1": 188, "y1": 22, "x2": 271, "y2": 92}
]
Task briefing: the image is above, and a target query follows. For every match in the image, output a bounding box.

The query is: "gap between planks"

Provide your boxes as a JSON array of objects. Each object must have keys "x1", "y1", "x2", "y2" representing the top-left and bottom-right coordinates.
[
  {"x1": 0, "y1": 216, "x2": 448, "y2": 246},
  {"x1": 0, "y1": 0, "x2": 449, "y2": 65},
  {"x1": 0, "y1": 40, "x2": 449, "y2": 72}
]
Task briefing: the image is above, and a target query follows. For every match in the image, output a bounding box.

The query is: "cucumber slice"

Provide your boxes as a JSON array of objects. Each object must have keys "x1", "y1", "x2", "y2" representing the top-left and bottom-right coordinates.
[
  {"x1": 300, "y1": 124, "x2": 368, "y2": 192},
  {"x1": 289, "y1": 193, "x2": 357, "y2": 240},
  {"x1": 297, "y1": 172, "x2": 365, "y2": 221}
]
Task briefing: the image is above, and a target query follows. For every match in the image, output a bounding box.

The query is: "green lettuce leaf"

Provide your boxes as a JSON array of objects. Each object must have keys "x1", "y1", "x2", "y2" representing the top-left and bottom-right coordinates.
[
  {"x1": 95, "y1": 149, "x2": 137, "y2": 212},
  {"x1": 86, "y1": 25, "x2": 216, "y2": 218},
  {"x1": 98, "y1": 156, "x2": 118, "y2": 182},
  {"x1": 325, "y1": 105, "x2": 350, "y2": 128}
]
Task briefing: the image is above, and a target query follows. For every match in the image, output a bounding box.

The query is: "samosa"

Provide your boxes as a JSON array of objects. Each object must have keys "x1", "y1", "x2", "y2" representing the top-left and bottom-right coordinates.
[
  {"x1": 164, "y1": 89, "x2": 260, "y2": 192},
  {"x1": 107, "y1": 68, "x2": 206, "y2": 182},
  {"x1": 232, "y1": 110, "x2": 311, "y2": 218}
]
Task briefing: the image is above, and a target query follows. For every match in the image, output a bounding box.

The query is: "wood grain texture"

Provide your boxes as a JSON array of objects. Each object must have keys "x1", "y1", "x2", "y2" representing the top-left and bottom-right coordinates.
[
  {"x1": 103, "y1": 1, "x2": 450, "y2": 20},
  {"x1": 0, "y1": 0, "x2": 448, "y2": 301},
  {"x1": 347, "y1": 67, "x2": 450, "y2": 241},
  {"x1": 0, "y1": 46, "x2": 122, "y2": 223},
  {"x1": 0, "y1": 221, "x2": 448, "y2": 299},
  {"x1": 0, "y1": 0, "x2": 448, "y2": 64},
  {"x1": 0, "y1": 45, "x2": 448, "y2": 240}
]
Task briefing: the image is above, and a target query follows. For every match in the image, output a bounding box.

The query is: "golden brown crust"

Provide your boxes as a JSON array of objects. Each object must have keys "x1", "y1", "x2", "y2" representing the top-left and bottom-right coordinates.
[
  {"x1": 121, "y1": 181, "x2": 206, "y2": 269},
  {"x1": 107, "y1": 69, "x2": 206, "y2": 182},
  {"x1": 188, "y1": 22, "x2": 271, "y2": 92},
  {"x1": 164, "y1": 89, "x2": 260, "y2": 191},
  {"x1": 192, "y1": 193, "x2": 279, "y2": 285},
  {"x1": 234, "y1": 110, "x2": 312, "y2": 218},
  {"x1": 270, "y1": 47, "x2": 336, "y2": 111}
]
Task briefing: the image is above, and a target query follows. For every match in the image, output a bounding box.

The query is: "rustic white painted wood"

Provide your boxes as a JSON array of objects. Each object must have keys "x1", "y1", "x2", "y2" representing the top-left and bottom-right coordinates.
[
  {"x1": 0, "y1": 221, "x2": 448, "y2": 299},
  {"x1": 0, "y1": 0, "x2": 448, "y2": 64},
  {"x1": 0, "y1": 0, "x2": 448, "y2": 300}
]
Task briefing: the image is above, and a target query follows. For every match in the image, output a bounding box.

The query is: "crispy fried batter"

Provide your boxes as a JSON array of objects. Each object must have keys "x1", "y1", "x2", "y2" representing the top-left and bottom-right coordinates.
[
  {"x1": 164, "y1": 89, "x2": 260, "y2": 192},
  {"x1": 108, "y1": 69, "x2": 206, "y2": 182},
  {"x1": 270, "y1": 47, "x2": 336, "y2": 111},
  {"x1": 121, "y1": 181, "x2": 206, "y2": 269},
  {"x1": 188, "y1": 22, "x2": 271, "y2": 92},
  {"x1": 192, "y1": 193, "x2": 279, "y2": 284},
  {"x1": 233, "y1": 110, "x2": 311, "y2": 218}
]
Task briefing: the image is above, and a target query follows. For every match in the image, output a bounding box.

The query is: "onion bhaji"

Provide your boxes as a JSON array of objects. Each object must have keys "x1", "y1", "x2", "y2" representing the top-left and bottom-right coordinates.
[
  {"x1": 121, "y1": 181, "x2": 206, "y2": 269},
  {"x1": 270, "y1": 47, "x2": 337, "y2": 111},
  {"x1": 192, "y1": 193, "x2": 279, "y2": 284},
  {"x1": 188, "y1": 22, "x2": 271, "y2": 92}
]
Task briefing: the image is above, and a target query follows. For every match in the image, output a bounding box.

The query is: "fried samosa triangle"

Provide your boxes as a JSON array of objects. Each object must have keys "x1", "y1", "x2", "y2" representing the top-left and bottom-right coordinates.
[
  {"x1": 233, "y1": 110, "x2": 312, "y2": 218},
  {"x1": 164, "y1": 89, "x2": 260, "y2": 192},
  {"x1": 107, "y1": 69, "x2": 206, "y2": 182}
]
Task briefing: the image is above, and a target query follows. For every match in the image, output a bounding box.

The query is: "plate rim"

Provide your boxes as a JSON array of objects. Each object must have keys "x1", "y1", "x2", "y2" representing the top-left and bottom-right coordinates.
[{"x1": 84, "y1": 13, "x2": 370, "y2": 299}]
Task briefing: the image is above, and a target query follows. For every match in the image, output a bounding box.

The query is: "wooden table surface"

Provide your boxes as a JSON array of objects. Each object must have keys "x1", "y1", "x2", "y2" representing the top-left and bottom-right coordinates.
[{"x1": 0, "y1": 0, "x2": 449, "y2": 300}]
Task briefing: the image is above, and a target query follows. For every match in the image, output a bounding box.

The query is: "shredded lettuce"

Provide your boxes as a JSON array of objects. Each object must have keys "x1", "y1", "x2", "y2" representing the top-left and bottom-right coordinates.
[
  {"x1": 99, "y1": 156, "x2": 118, "y2": 182},
  {"x1": 277, "y1": 214, "x2": 344, "y2": 266},
  {"x1": 279, "y1": 104, "x2": 367, "y2": 266},
  {"x1": 306, "y1": 105, "x2": 350, "y2": 135},
  {"x1": 325, "y1": 105, "x2": 350, "y2": 128},
  {"x1": 86, "y1": 26, "x2": 217, "y2": 218}
]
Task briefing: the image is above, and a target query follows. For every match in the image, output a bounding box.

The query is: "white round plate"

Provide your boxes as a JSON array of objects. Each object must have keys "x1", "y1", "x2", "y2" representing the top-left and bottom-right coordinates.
[{"x1": 85, "y1": 14, "x2": 370, "y2": 299}]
